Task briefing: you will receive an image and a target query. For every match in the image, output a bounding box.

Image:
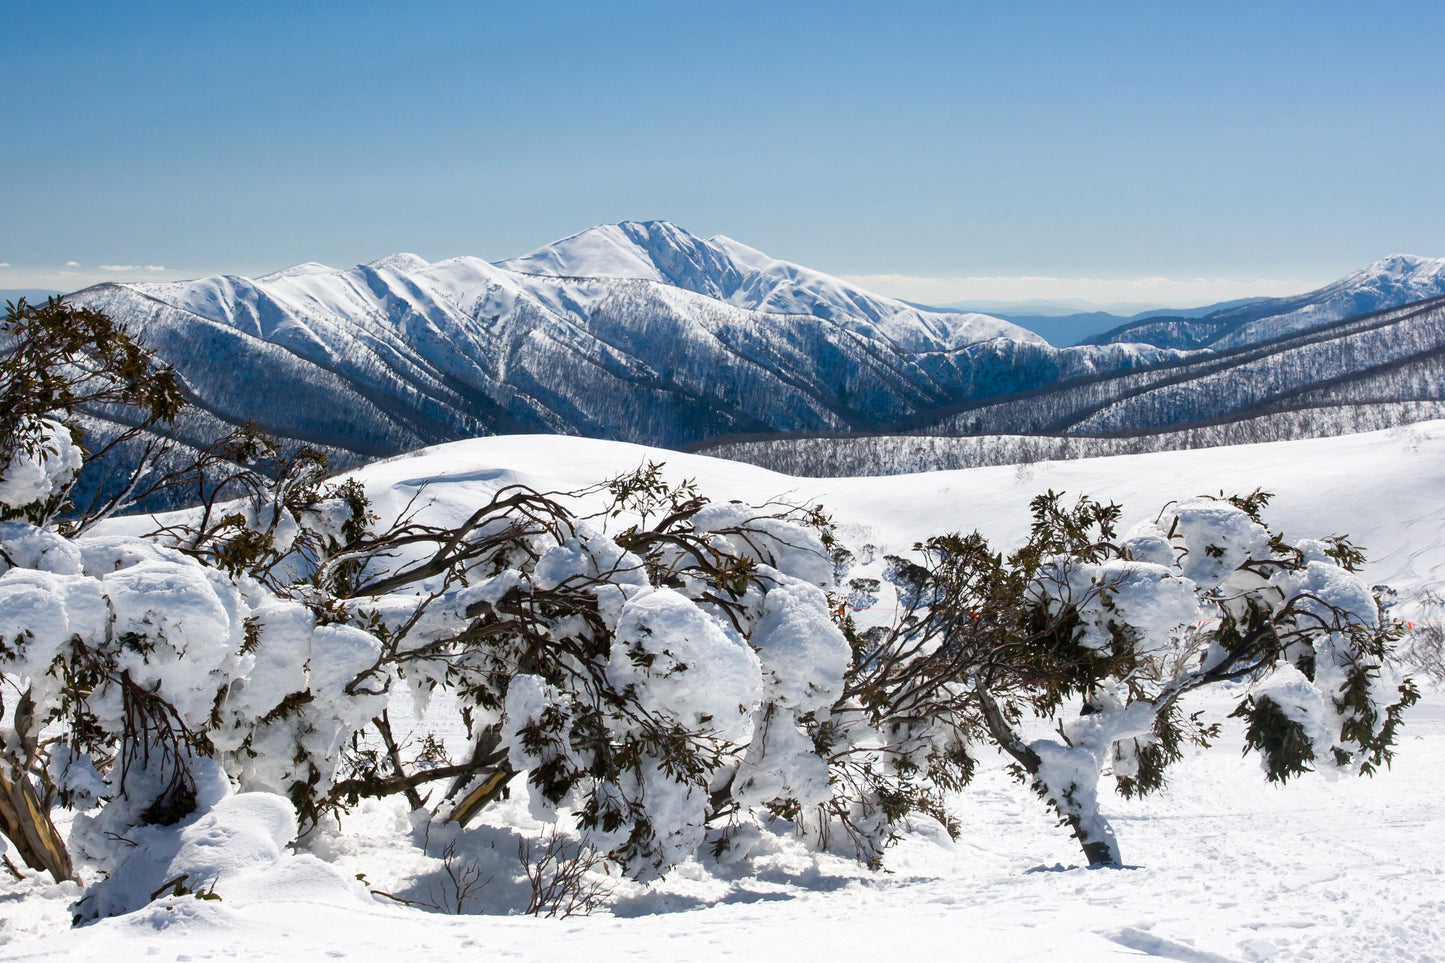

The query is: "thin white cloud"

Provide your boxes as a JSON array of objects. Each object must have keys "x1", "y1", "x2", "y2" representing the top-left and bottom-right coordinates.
[
  {"x1": 0, "y1": 262, "x2": 9, "y2": 268},
  {"x1": 0, "y1": 262, "x2": 186, "y2": 290},
  {"x1": 840, "y1": 272, "x2": 1321, "y2": 308}
]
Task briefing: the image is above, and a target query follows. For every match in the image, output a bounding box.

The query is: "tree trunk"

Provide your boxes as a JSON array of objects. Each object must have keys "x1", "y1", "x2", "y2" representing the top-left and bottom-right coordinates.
[
  {"x1": 974, "y1": 683, "x2": 1122, "y2": 868},
  {"x1": 0, "y1": 768, "x2": 77, "y2": 883},
  {"x1": 439, "y1": 725, "x2": 516, "y2": 827},
  {"x1": 1045, "y1": 785, "x2": 1121, "y2": 869}
]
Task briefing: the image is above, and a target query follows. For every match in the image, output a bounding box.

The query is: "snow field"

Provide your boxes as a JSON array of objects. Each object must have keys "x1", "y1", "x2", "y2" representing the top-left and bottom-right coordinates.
[
  {"x1": 349, "y1": 421, "x2": 1445, "y2": 596},
  {"x1": 5, "y1": 421, "x2": 1445, "y2": 960},
  {"x1": 5, "y1": 690, "x2": 1441, "y2": 961}
]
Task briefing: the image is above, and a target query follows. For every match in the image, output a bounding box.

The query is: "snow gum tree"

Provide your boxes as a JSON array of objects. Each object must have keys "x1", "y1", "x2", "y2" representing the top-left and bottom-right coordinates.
[
  {"x1": 0, "y1": 297, "x2": 183, "y2": 882},
  {"x1": 845, "y1": 489, "x2": 1419, "y2": 867},
  {"x1": 0, "y1": 299, "x2": 387, "y2": 892},
  {"x1": 312, "y1": 465, "x2": 849, "y2": 880}
]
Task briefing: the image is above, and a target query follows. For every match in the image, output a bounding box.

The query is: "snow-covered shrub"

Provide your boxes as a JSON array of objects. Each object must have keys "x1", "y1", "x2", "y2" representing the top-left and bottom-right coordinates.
[
  {"x1": 0, "y1": 299, "x2": 186, "y2": 883},
  {"x1": 856, "y1": 489, "x2": 1419, "y2": 867},
  {"x1": 325, "y1": 465, "x2": 847, "y2": 881},
  {"x1": 0, "y1": 300, "x2": 385, "y2": 889},
  {"x1": 0, "y1": 515, "x2": 389, "y2": 881},
  {"x1": 0, "y1": 417, "x2": 82, "y2": 516}
]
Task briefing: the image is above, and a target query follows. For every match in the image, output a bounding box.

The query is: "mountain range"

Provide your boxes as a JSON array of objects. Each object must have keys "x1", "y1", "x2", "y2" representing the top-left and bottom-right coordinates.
[
  {"x1": 1080, "y1": 254, "x2": 1445, "y2": 350},
  {"x1": 66, "y1": 222, "x2": 1177, "y2": 458},
  {"x1": 962, "y1": 298, "x2": 1272, "y2": 347},
  {"x1": 63, "y1": 222, "x2": 1445, "y2": 471}
]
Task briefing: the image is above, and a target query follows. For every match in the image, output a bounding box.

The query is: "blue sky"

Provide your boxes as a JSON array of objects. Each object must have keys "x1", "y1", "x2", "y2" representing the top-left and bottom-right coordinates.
[{"x1": 4, "y1": 0, "x2": 1444, "y2": 304}]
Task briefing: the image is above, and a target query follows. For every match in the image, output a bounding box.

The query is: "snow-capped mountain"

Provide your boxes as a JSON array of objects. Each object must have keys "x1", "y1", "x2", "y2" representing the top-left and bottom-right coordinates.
[
  {"x1": 498, "y1": 220, "x2": 1034, "y2": 352},
  {"x1": 68, "y1": 223, "x2": 1177, "y2": 459},
  {"x1": 903, "y1": 292, "x2": 1445, "y2": 440},
  {"x1": 66, "y1": 222, "x2": 1445, "y2": 470},
  {"x1": 1085, "y1": 254, "x2": 1445, "y2": 350}
]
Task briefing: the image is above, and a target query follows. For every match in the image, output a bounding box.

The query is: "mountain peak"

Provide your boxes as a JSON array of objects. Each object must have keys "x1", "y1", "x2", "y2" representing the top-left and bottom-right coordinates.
[
  {"x1": 497, "y1": 221, "x2": 1038, "y2": 350},
  {"x1": 499, "y1": 222, "x2": 682, "y2": 282},
  {"x1": 1358, "y1": 253, "x2": 1445, "y2": 279},
  {"x1": 257, "y1": 261, "x2": 339, "y2": 281},
  {"x1": 366, "y1": 252, "x2": 432, "y2": 273},
  {"x1": 614, "y1": 218, "x2": 695, "y2": 237}
]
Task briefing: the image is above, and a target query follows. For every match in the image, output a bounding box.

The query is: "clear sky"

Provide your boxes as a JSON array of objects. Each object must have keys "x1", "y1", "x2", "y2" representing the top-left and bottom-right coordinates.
[{"x1": 4, "y1": 0, "x2": 1444, "y2": 305}]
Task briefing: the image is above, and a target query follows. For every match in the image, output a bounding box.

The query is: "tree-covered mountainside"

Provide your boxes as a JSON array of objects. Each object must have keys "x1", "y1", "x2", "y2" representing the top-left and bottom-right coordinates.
[
  {"x1": 702, "y1": 295, "x2": 1445, "y2": 475},
  {"x1": 58, "y1": 225, "x2": 1445, "y2": 480},
  {"x1": 1081, "y1": 254, "x2": 1445, "y2": 350},
  {"x1": 61, "y1": 223, "x2": 1182, "y2": 460}
]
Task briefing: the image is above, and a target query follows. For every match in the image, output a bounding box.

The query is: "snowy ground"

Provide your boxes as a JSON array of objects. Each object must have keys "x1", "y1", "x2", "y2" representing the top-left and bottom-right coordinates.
[
  {"x1": 6, "y1": 693, "x2": 1441, "y2": 961},
  {"x1": 346, "y1": 420, "x2": 1445, "y2": 600},
  {"x1": 5, "y1": 423, "x2": 1445, "y2": 961}
]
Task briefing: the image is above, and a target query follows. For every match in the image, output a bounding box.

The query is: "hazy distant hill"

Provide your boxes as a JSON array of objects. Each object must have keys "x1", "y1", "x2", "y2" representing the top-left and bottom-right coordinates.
[
  {"x1": 1, "y1": 289, "x2": 62, "y2": 305},
  {"x1": 959, "y1": 297, "x2": 1271, "y2": 346},
  {"x1": 1081, "y1": 255, "x2": 1445, "y2": 349}
]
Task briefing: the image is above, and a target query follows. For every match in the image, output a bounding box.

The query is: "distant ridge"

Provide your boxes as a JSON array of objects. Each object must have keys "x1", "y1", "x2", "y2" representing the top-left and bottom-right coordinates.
[
  {"x1": 60, "y1": 223, "x2": 1445, "y2": 483},
  {"x1": 697, "y1": 295, "x2": 1445, "y2": 475},
  {"x1": 66, "y1": 222, "x2": 1176, "y2": 461},
  {"x1": 1, "y1": 289, "x2": 63, "y2": 305},
  {"x1": 958, "y1": 298, "x2": 1273, "y2": 347},
  {"x1": 1082, "y1": 255, "x2": 1445, "y2": 350}
]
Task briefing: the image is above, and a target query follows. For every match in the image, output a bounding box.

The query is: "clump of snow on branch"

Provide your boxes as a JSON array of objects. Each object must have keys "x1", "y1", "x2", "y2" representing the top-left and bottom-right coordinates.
[{"x1": 0, "y1": 418, "x2": 81, "y2": 513}]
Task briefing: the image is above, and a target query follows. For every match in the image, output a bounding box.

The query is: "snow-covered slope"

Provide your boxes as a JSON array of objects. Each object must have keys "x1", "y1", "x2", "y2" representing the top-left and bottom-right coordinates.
[
  {"x1": 68, "y1": 224, "x2": 1176, "y2": 458},
  {"x1": 348, "y1": 422, "x2": 1445, "y2": 599},
  {"x1": 1214, "y1": 253, "x2": 1445, "y2": 347},
  {"x1": 499, "y1": 220, "x2": 1038, "y2": 351},
  {"x1": 1087, "y1": 253, "x2": 1445, "y2": 350}
]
